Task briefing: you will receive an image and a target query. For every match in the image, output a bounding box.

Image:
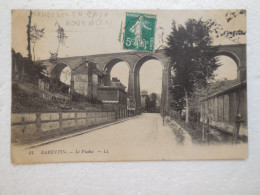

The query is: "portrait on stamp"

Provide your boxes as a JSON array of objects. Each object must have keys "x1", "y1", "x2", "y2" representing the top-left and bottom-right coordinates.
[{"x1": 123, "y1": 12, "x2": 156, "y2": 51}]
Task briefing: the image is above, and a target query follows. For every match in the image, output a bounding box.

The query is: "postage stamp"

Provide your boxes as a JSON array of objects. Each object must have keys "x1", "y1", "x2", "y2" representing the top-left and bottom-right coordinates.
[{"x1": 123, "y1": 12, "x2": 156, "y2": 51}]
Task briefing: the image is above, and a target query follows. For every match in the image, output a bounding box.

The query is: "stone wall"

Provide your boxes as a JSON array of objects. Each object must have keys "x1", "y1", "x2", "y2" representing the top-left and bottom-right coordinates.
[
  {"x1": 73, "y1": 74, "x2": 89, "y2": 95},
  {"x1": 11, "y1": 110, "x2": 116, "y2": 143},
  {"x1": 97, "y1": 86, "x2": 128, "y2": 119},
  {"x1": 97, "y1": 87, "x2": 119, "y2": 101}
]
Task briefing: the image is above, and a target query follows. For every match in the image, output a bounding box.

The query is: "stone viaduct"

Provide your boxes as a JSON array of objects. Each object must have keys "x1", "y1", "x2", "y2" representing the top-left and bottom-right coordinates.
[{"x1": 40, "y1": 44, "x2": 246, "y2": 113}]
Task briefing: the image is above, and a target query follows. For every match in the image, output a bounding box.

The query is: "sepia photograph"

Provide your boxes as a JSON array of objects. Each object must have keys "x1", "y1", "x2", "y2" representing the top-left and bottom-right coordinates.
[{"x1": 11, "y1": 9, "x2": 247, "y2": 164}]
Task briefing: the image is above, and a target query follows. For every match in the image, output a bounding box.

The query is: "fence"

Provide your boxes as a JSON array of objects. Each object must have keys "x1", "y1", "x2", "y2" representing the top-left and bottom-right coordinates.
[{"x1": 200, "y1": 81, "x2": 247, "y2": 137}]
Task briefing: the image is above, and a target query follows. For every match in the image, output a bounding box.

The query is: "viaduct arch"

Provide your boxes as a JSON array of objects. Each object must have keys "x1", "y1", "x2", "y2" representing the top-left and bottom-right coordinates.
[
  {"x1": 50, "y1": 62, "x2": 70, "y2": 81},
  {"x1": 40, "y1": 44, "x2": 246, "y2": 113}
]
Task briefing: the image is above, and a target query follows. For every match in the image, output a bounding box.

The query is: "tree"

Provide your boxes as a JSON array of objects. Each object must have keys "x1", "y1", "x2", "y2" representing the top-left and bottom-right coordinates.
[
  {"x1": 49, "y1": 22, "x2": 68, "y2": 67},
  {"x1": 30, "y1": 24, "x2": 45, "y2": 61},
  {"x1": 12, "y1": 49, "x2": 46, "y2": 83},
  {"x1": 26, "y1": 10, "x2": 46, "y2": 62},
  {"x1": 56, "y1": 23, "x2": 68, "y2": 55},
  {"x1": 150, "y1": 93, "x2": 158, "y2": 102},
  {"x1": 165, "y1": 19, "x2": 219, "y2": 123},
  {"x1": 49, "y1": 22, "x2": 68, "y2": 93},
  {"x1": 145, "y1": 95, "x2": 151, "y2": 112},
  {"x1": 149, "y1": 93, "x2": 158, "y2": 112},
  {"x1": 26, "y1": 10, "x2": 33, "y2": 60},
  {"x1": 170, "y1": 84, "x2": 185, "y2": 120}
]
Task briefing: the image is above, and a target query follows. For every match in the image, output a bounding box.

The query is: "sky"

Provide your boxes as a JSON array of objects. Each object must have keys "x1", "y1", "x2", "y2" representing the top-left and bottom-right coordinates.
[
  {"x1": 12, "y1": 10, "x2": 245, "y2": 94},
  {"x1": 109, "y1": 57, "x2": 237, "y2": 94},
  {"x1": 110, "y1": 60, "x2": 163, "y2": 94}
]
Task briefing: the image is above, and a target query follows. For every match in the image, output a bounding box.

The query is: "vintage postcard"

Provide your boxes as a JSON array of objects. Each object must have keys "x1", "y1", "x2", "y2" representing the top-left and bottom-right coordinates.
[{"x1": 11, "y1": 10, "x2": 247, "y2": 164}]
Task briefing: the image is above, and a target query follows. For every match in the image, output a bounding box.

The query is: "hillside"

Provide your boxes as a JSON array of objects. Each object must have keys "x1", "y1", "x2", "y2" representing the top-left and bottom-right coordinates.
[{"x1": 12, "y1": 82, "x2": 102, "y2": 113}]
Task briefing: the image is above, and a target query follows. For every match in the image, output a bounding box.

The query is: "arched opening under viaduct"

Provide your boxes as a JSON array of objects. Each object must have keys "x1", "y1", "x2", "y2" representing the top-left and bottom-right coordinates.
[
  {"x1": 134, "y1": 55, "x2": 165, "y2": 113},
  {"x1": 214, "y1": 55, "x2": 237, "y2": 81},
  {"x1": 50, "y1": 63, "x2": 71, "y2": 94},
  {"x1": 104, "y1": 58, "x2": 130, "y2": 89},
  {"x1": 213, "y1": 49, "x2": 245, "y2": 82}
]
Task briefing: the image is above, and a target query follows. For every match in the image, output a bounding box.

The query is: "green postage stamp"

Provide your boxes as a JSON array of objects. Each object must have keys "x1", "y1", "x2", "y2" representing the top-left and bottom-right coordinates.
[{"x1": 123, "y1": 12, "x2": 156, "y2": 52}]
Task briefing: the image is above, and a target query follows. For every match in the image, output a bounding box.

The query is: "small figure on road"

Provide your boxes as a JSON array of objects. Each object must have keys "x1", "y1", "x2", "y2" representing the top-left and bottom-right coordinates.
[
  {"x1": 162, "y1": 106, "x2": 165, "y2": 125},
  {"x1": 206, "y1": 116, "x2": 210, "y2": 145},
  {"x1": 233, "y1": 114, "x2": 244, "y2": 144}
]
